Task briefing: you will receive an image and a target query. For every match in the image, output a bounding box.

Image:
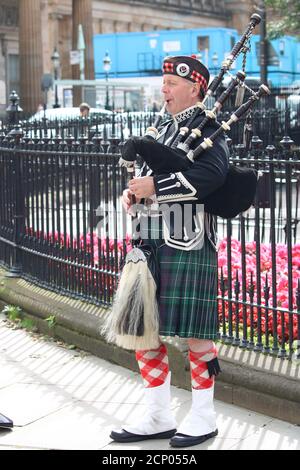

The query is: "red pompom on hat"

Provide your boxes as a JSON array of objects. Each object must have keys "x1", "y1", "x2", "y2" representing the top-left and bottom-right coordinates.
[{"x1": 162, "y1": 55, "x2": 210, "y2": 94}]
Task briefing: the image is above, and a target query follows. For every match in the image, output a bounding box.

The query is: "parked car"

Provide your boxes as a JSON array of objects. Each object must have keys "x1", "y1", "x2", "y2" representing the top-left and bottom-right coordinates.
[
  {"x1": 28, "y1": 107, "x2": 112, "y2": 122},
  {"x1": 23, "y1": 107, "x2": 113, "y2": 140},
  {"x1": 24, "y1": 108, "x2": 163, "y2": 142}
]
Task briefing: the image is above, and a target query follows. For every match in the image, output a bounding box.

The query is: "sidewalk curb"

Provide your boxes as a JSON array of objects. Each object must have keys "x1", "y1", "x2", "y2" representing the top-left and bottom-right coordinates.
[{"x1": 0, "y1": 268, "x2": 299, "y2": 425}]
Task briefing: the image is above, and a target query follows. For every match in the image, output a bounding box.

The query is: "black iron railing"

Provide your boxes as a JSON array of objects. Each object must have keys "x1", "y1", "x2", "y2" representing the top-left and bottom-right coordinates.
[{"x1": 217, "y1": 138, "x2": 300, "y2": 359}]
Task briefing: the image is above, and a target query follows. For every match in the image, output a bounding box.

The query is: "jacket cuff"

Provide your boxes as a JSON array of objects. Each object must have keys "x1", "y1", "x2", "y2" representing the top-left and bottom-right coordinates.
[{"x1": 154, "y1": 172, "x2": 197, "y2": 202}]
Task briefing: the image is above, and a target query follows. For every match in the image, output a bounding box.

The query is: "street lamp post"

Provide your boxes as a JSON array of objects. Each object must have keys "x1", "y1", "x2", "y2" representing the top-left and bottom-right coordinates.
[
  {"x1": 258, "y1": 0, "x2": 268, "y2": 85},
  {"x1": 103, "y1": 50, "x2": 111, "y2": 110},
  {"x1": 51, "y1": 47, "x2": 60, "y2": 108},
  {"x1": 212, "y1": 52, "x2": 219, "y2": 76}
]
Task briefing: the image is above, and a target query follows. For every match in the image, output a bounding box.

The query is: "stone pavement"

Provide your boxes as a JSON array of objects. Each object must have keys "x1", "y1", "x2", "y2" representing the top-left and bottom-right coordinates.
[{"x1": 0, "y1": 316, "x2": 299, "y2": 451}]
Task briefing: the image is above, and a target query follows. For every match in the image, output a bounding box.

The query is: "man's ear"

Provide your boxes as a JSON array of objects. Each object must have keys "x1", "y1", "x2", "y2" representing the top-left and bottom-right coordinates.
[{"x1": 192, "y1": 83, "x2": 201, "y2": 97}]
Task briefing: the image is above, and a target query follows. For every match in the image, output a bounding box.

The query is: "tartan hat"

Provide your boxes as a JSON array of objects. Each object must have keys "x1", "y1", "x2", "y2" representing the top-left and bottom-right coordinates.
[{"x1": 162, "y1": 55, "x2": 210, "y2": 94}]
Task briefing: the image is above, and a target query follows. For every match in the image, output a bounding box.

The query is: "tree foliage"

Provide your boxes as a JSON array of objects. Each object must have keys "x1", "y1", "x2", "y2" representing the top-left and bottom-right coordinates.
[{"x1": 265, "y1": 0, "x2": 300, "y2": 38}]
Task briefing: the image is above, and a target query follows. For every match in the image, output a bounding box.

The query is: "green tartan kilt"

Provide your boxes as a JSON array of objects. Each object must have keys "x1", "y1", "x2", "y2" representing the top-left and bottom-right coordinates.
[{"x1": 143, "y1": 217, "x2": 218, "y2": 340}]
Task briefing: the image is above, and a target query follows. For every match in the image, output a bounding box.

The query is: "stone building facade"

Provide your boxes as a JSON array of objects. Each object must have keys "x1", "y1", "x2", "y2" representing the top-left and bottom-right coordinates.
[{"x1": 0, "y1": 0, "x2": 255, "y2": 114}]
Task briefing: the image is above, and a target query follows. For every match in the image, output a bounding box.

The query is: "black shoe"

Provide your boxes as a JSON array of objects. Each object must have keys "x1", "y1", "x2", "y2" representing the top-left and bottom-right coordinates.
[
  {"x1": 169, "y1": 429, "x2": 218, "y2": 448},
  {"x1": 0, "y1": 413, "x2": 13, "y2": 429},
  {"x1": 110, "y1": 428, "x2": 177, "y2": 443}
]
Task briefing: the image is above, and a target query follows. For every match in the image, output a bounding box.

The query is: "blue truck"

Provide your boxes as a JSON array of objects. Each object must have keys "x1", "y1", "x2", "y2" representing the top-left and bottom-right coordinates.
[{"x1": 94, "y1": 27, "x2": 300, "y2": 87}]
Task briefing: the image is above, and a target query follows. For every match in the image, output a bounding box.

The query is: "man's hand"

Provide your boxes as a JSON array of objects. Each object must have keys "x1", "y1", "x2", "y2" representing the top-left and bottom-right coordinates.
[
  {"x1": 128, "y1": 176, "x2": 155, "y2": 199},
  {"x1": 121, "y1": 188, "x2": 140, "y2": 213}
]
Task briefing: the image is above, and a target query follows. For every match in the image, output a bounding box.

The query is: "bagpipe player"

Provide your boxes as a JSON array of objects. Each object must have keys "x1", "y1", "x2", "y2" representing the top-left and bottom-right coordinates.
[{"x1": 110, "y1": 55, "x2": 230, "y2": 448}]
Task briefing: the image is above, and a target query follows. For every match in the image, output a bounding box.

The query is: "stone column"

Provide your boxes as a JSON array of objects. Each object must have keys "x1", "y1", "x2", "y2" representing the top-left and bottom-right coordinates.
[
  {"x1": 72, "y1": 0, "x2": 95, "y2": 106},
  {"x1": 19, "y1": 0, "x2": 43, "y2": 114}
]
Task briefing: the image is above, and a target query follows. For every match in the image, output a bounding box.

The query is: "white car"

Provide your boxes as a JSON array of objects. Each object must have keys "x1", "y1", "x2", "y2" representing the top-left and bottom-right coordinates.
[
  {"x1": 24, "y1": 108, "x2": 162, "y2": 142},
  {"x1": 23, "y1": 107, "x2": 114, "y2": 140}
]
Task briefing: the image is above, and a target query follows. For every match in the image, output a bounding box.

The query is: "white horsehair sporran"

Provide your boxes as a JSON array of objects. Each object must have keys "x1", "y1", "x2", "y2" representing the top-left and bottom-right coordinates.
[{"x1": 101, "y1": 189, "x2": 161, "y2": 350}]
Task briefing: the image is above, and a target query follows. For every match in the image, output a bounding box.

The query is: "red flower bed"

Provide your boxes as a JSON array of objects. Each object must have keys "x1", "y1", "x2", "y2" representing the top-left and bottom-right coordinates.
[
  {"x1": 218, "y1": 238, "x2": 300, "y2": 343},
  {"x1": 24, "y1": 228, "x2": 299, "y2": 343}
]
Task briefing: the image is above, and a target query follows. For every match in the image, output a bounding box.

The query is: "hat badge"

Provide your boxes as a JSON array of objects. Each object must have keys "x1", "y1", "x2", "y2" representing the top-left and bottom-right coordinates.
[{"x1": 176, "y1": 63, "x2": 190, "y2": 77}]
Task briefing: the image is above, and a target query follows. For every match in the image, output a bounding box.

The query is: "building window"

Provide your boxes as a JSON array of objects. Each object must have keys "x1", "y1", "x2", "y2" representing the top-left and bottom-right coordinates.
[
  {"x1": 197, "y1": 36, "x2": 209, "y2": 52},
  {"x1": 230, "y1": 35, "x2": 235, "y2": 50}
]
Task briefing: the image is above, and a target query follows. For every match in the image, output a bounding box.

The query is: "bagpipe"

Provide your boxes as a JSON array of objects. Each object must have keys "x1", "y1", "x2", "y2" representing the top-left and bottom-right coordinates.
[
  {"x1": 102, "y1": 13, "x2": 270, "y2": 351},
  {"x1": 119, "y1": 13, "x2": 270, "y2": 220}
]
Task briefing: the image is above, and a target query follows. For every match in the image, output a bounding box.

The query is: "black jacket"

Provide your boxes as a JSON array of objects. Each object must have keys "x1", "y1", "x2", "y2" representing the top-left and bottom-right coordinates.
[{"x1": 139, "y1": 107, "x2": 230, "y2": 250}]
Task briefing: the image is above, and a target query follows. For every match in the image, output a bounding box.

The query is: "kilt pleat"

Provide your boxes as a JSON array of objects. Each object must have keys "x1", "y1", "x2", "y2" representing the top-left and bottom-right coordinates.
[{"x1": 144, "y1": 217, "x2": 218, "y2": 339}]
